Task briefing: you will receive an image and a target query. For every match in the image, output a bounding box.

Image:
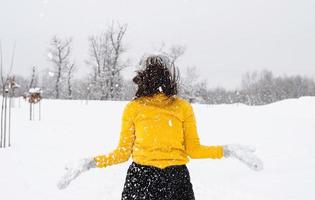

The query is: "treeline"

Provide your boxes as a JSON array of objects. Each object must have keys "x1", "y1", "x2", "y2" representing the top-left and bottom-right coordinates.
[
  {"x1": 11, "y1": 67, "x2": 315, "y2": 106},
  {"x1": 182, "y1": 69, "x2": 315, "y2": 105},
  {"x1": 2, "y1": 23, "x2": 315, "y2": 105}
]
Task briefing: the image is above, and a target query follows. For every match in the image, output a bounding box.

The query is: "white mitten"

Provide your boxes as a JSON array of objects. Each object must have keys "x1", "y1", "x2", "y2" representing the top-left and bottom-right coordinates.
[
  {"x1": 223, "y1": 144, "x2": 263, "y2": 171},
  {"x1": 57, "y1": 158, "x2": 96, "y2": 190}
]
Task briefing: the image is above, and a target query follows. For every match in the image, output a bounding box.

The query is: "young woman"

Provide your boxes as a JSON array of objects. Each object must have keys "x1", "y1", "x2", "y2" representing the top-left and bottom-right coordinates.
[{"x1": 58, "y1": 55, "x2": 263, "y2": 200}]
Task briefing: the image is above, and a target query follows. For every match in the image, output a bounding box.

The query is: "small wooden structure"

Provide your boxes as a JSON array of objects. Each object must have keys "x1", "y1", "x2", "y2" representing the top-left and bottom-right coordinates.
[{"x1": 27, "y1": 88, "x2": 42, "y2": 121}]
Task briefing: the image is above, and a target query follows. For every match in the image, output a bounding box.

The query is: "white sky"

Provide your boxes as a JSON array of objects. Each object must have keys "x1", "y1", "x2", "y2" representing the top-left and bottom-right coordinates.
[{"x1": 0, "y1": 0, "x2": 314, "y2": 89}]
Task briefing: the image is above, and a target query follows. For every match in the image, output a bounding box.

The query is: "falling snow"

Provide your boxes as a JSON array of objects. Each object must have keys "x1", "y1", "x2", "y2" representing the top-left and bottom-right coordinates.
[
  {"x1": 47, "y1": 52, "x2": 53, "y2": 60},
  {"x1": 48, "y1": 71, "x2": 54, "y2": 77}
]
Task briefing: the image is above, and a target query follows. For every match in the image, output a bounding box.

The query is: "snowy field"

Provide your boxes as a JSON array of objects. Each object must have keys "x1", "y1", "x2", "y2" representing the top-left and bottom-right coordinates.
[{"x1": 0, "y1": 97, "x2": 315, "y2": 200}]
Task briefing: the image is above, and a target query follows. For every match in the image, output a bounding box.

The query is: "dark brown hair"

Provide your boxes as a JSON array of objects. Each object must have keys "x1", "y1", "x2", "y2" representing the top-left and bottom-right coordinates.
[{"x1": 132, "y1": 55, "x2": 179, "y2": 99}]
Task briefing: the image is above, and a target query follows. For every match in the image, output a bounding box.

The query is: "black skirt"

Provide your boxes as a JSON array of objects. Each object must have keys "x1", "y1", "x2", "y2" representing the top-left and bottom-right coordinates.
[{"x1": 121, "y1": 162, "x2": 195, "y2": 200}]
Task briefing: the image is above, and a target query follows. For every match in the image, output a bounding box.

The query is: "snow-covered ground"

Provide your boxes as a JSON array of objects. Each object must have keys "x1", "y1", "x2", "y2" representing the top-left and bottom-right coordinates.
[{"x1": 1, "y1": 97, "x2": 315, "y2": 200}]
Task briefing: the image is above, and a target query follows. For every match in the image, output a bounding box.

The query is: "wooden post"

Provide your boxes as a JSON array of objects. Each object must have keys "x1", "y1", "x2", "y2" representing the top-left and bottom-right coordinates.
[
  {"x1": 28, "y1": 88, "x2": 42, "y2": 121},
  {"x1": 30, "y1": 102, "x2": 32, "y2": 121},
  {"x1": 0, "y1": 95, "x2": 3, "y2": 148},
  {"x1": 3, "y1": 90, "x2": 8, "y2": 147},
  {"x1": 39, "y1": 101, "x2": 41, "y2": 121},
  {"x1": 8, "y1": 90, "x2": 12, "y2": 147}
]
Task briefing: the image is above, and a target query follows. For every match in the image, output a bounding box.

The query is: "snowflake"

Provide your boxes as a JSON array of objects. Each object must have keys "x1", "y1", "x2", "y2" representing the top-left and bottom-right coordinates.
[
  {"x1": 48, "y1": 72, "x2": 54, "y2": 77},
  {"x1": 168, "y1": 120, "x2": 172, "y2": 127},
  {"x1": 47, "y1": 52, "x2": 53, "y2": 60}
]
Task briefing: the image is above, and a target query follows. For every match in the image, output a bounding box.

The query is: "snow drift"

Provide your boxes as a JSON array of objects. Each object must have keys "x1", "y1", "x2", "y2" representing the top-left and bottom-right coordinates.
[{"x1": 0, "y1": 97, "x2": 314, "y2": 200}]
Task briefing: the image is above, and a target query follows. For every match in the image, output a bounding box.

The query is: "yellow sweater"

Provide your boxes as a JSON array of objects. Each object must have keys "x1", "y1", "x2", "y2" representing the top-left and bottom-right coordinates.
[{"x1": 94, "y1": 92, "x2": 223, "y2": 169}]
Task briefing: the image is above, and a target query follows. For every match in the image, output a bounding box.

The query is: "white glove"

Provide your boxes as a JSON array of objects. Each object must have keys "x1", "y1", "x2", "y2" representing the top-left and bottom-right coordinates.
[
  {"x1": 223, "y1": 144, "x2": 263, "y2": 171},
  {"x1": 57, "y1": 158, "x2": 96, "y2": 190}
]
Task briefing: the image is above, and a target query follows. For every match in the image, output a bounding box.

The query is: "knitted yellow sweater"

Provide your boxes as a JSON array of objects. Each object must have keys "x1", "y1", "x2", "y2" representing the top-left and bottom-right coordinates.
[{"x1": 94, "y1": 92, "x2": 223, "y2": 169}]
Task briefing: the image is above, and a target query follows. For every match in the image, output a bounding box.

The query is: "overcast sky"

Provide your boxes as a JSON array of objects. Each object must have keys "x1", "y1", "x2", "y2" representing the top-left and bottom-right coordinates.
[{"x1": 0, "y1": 0, "x2": 314, "y2": 89}]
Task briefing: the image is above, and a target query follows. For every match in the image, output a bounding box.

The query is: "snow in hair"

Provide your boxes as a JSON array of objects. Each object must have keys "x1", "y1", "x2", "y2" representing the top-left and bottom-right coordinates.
[{"x1": 139, "y1": 54, "x2": 174, "y2": 77}]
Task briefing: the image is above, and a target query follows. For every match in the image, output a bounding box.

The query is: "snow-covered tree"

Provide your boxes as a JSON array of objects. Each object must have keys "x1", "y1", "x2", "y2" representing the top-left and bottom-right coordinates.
[
  {"x1": 29, "y1": 66, "x2": 39, "y2": 89},
  {"x1": 86, "y1": 23, "x2": 127, "y2": 100},
  {"x1": 66, "y1": 63, "x2": 76, "y2": 99},
  {"x1": 47, "y1": 36, "x2": 75, "y2": 99}
]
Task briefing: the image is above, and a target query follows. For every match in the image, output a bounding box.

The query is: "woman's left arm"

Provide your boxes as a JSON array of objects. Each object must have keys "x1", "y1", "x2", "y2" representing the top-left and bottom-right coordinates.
[
  {"x1": 183, "y1": 102, "x2": 224, "y2": 159},
  {"x1": 183, "y1": 101, "x2": 263, "y2": 171}
]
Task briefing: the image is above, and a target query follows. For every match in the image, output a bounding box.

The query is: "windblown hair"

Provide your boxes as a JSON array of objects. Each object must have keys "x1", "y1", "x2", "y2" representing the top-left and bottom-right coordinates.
[{"x1": 132, "y1": 55, "x2": 180, "y2": 99}]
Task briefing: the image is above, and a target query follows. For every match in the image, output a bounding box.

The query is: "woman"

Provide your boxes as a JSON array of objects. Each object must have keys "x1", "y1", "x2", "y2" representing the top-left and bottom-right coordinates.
[{"x1": 57, "y1": 55, "x2": 263, "y2": 199}]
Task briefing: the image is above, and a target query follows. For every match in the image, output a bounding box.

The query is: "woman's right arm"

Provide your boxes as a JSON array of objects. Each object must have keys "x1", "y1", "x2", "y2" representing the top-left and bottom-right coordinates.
[{"x1": 93, "y1": 101, "x2": 136, "y2": 168}]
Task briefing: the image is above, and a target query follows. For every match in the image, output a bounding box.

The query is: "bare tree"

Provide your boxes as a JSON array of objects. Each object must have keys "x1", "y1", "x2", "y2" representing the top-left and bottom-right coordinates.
[
  {"x1": 179, "y1": 66, "x2": 205, "y2": 102},
  {"x1": 86, "y1": 23, "x2": 128, "y2": 100},
  {"x1": 166, "y1": 45, "x2": 186, "y2": 65},
  {"x1": 29, "y1": 66, "x2": 38, "y2": 89},
  {"x1": 0, "y1": 42, "x2": 15, "y2": 148},
  {"x1": 0, "y1": 41, "x2": 3, "y2": 148},
  {"x1": 157, "y1": 44, "x2": 186, "y2": 64},
  {"x1": 66, "y1": 63, "x2": 76, "y2": 99},
  {"x1": 48, "y1": 36, "x2": 73, "y2": 99}
]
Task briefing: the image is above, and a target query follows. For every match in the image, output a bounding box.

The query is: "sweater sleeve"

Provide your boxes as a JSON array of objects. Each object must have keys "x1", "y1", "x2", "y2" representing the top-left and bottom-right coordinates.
[
  {"x1": 94, "y1": 102, "x2": 136, "y2": 168},
  {"x1": 183, "y1": 101, "x2": 223, "y2": 159}
]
